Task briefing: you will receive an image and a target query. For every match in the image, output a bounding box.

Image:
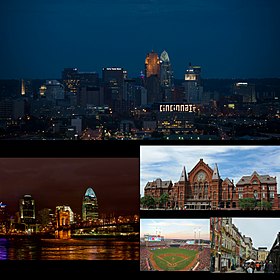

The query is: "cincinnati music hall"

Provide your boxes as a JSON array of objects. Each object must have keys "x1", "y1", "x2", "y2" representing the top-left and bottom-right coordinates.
[{"x1": 142, "y1": 159, "x2": 279, "y2": 210}]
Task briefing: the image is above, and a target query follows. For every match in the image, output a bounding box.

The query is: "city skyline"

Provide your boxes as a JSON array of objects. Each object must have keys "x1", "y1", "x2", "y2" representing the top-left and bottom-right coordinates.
[
  {"x1": 0, "y1": 0, "x2": 279, "y2": 79},
  {"x1": 0, "y1": 158, "x2": 139, "y2": 217},
  {"x1": 140, "y1": 218, "x2": 210, "y2": 240},
  {"x1": 232, "y1": 217, "x2": 280, "y2": 250},
  {"x1": 140, "y1": 145, "x2": 280, "y2": 197}
]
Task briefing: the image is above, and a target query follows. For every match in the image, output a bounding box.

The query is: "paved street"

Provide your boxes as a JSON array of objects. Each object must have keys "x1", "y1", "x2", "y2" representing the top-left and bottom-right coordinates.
[{"x1": 214, "y1": 267, "x2": 265, "y2": 273}]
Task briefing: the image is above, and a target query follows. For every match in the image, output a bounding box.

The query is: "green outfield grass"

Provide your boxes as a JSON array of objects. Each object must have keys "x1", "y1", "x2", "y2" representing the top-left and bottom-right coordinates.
[{"x1": 150, "y1": 247, "x2": 199, "y2": 271}]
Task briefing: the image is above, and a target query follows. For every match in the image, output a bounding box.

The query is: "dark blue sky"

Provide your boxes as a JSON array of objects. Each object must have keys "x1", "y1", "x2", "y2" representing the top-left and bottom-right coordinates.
[{"x1": 0, "y1": 0, "x2": 279, "y2": 79}]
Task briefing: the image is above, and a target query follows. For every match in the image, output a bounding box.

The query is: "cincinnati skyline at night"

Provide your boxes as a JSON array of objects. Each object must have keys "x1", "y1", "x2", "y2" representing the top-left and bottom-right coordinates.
[{"x1": 0, "y1": 158, "x2": 139, "y2": 217}]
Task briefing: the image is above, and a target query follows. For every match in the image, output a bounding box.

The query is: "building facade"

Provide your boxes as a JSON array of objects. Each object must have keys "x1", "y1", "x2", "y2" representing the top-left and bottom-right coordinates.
[
  {"x1": 143, "y1": 159, "x2": 279, "y2": 210},
  {"x1": 82, "y1": 187, "x2": 98, "y2": 221},
  {"x1": 19, "y1": 194, "x2": 36, "y2": 230}
]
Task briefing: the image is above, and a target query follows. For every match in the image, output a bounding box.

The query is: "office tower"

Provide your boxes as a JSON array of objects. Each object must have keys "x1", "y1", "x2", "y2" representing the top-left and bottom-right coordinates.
[
  {"x1": 78, "y1": 72, "x2": 99, "y2": 87},
  {"x1": 19, "y1": 194, "x2": 36, "y2": 226},
  {"x1": 233, "y1": 82, "x2": 257, "y2": 103},
  {"x1": 82, "y1": 187, "x2": 98, "y2": 221},
  {"x1": 71, "y1": 116, "x2": 82, "y2": 136},
  {"x1": 21, "y1": 79, "x2": 25, "y2": 96},
  {"x1": 0, "y1": 202, "x2": 7, "y2": 223},
  {"x1": 62, "y1": 68, "x2": 80, "y2": 94},
  {"x1": 102, "y1": 67, "x2": 127, "y2": 112},
  {"x1": 183, "y1": 63, "x2": 203, "y2": 104},
  {"x1": 145, "y1": 51, "x2": 160, "y2": 78},
  {"x1": 144, "y1": 51, "x2": 163, "y2": 104},
  {"x1": 78, "y1": 86, "x2": 102, "y2": 107},
  {"x1": 160, "y1": 50, "x2": 174, "y2": 102},
  {"x1": 160, "y1": 50, "x2": 173, "y2": 87},
  {"x1": 40, "y1": 80, "x2": 65, "y2": 101}
]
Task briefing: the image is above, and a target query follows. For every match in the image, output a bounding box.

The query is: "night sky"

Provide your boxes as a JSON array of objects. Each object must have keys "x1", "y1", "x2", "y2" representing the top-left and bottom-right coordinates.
[
  {"x1": 0, "y1": 0, "x2": 279, "y2": 79},
  {"x1": 0, "y1": 158, "x2": 139, "y2": 217}
]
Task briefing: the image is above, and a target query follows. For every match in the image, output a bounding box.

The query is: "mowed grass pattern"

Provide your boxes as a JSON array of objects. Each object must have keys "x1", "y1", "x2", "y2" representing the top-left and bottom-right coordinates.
[{"x1": 151, "y1": 247, "x2": 198, "y2": 271}]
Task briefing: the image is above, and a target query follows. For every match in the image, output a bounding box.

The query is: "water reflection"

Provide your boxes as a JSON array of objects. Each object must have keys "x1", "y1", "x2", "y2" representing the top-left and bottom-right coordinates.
[
  {"x1": 1, "y1": 238, "x2": 139, "y2": 260},
  {"x1": 0, "y1": 238, "x2": 8, "y2": 260}
]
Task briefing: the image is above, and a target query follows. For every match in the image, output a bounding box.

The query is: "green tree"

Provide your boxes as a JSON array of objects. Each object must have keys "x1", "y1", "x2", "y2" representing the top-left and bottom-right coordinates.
[
  {"x1": 159, "y1": 193, "x2": 169, "y2": 209},
  {"x1": 239, "y1": 198, "x2": 256, "y2": 210},
  {"x1": 140, "y1": 195, "x2": 156, "y2": 209},
  {"x1": 256, "y1": 200, "x2": 272, "y2": 210}
]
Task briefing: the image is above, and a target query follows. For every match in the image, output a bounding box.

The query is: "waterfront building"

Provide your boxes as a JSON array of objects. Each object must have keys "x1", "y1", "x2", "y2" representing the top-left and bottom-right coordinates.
[
  {"x1": 19, "y1": 194, "x2": 36, "y2": 230},
  {"x1": 82, "y1": 187, "x2": 98, "y2": 221}
]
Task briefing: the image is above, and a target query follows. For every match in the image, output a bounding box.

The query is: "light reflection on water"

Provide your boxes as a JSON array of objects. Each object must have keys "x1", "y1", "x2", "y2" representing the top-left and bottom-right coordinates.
[{"x1": 0, "y1": 238, "x2": 139, "y2": 260}]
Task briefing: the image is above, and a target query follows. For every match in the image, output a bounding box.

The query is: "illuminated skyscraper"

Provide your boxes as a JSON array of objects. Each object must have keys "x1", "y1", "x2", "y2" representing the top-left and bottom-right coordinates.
[
  {"x1": 21, "y1": 79, "x2": 25, "y2": 96},
  {"x1": 160, "y1": 50, "x2": 174, "y2": 102},
  {"x1": 82, "y1": 187, "x2": 98, "y2": 221},
  {"x1": 233, "y1": 82, "x2": 257, "y2": 103},
  {"x1": 62, "y1": 68, "x2": 80, "y2": 94},
  {"x1": 19, "y1": 194, "x2": 36, "y2": 226},
  {"x1": 102, "y1": 67, "x2": 127, "y2": 112},
  {"x1": 145, "y1": 51, "x2": 161, "y2": 104},
  {"x1": 145, "y1": 51, "x2": 160, "y2": 78},
  {"x1": 0, "y1": 202, "x2": 7, "y2": 223},
  {"x1": 160, "y1": 50, "x2": 173, "y2": 88},
  {"x1": 183, "y1": 63, "x2": 203, "y2": 104}
]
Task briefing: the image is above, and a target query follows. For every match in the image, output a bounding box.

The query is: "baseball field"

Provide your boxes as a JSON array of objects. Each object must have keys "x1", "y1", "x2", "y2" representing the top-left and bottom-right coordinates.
[{"x1": 149, "y1": 247, "x2": 199, "y2": 271}]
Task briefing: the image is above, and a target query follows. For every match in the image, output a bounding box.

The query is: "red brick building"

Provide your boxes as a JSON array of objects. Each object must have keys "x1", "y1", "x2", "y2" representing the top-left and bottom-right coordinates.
[{"x1": 144, "y1": 159, "x2": 279, "y2": 210}]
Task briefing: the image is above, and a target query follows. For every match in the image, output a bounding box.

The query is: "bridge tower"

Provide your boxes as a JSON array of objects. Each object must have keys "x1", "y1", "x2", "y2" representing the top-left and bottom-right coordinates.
[{"x1": 55, "y1": 209, "x2": 71, "y2": 239}]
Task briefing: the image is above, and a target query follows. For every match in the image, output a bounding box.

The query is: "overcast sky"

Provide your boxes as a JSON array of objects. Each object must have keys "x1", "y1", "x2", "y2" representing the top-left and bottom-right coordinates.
[
  {"x1": 0, "y1": 0, "x2": 279, "y2": 79},
  {"x1": 232, "y1": 218, "x2": 280, "y2": 250},
  {"x1": 0, "y1": 158, "x2": 139, "y2": 217},
  {"x1": 140, "y1": 145, "x2": 280, "y2": 196},
  {"x1": 140, "y1": 218, "x2": 210, "y2": 240}
]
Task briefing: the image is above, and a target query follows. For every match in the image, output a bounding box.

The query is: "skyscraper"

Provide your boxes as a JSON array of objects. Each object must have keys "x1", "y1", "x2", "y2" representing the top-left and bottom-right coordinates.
[
  {"x1": 183, "y1": 63, "x2": 203, "y2": 104},
  {"x1": 145, "y1": 51, "x2": 160, "y2": 78},
  {"x1": 61, "y1": 68, "x2": 80, "y2": 94},
  {"x1": 21, "y1": 79, "x2": 25, "y2": 96},
  {"x1": 160, "y1": 50, "x2": 173, "y2": 89},
  {"x1": 82, "y1": 187, "x2": 98, "y2": 221},
  {"x1": 145, "y1": 51, "x2": 161, "y2": 104},
  {"x1": 102, "y1": 67, "x2": 127, "y2": 112},
  {"x1": 160, "y1": 50, "x2": 174, "y2": 102},
  {"x1": 19, "y1": 194, "x2": 36, "y2": 228}
]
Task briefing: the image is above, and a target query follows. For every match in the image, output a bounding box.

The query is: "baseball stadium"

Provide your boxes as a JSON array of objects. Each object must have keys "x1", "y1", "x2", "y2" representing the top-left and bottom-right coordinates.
[{"x1": 140, "y1": 234, "x2": 211, "y2": 271}]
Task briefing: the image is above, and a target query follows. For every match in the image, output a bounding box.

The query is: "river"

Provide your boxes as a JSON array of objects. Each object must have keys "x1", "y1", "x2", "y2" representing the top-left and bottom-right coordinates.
[{"x1": 0, "y1": 237, "x2": 139, "y2": 260}]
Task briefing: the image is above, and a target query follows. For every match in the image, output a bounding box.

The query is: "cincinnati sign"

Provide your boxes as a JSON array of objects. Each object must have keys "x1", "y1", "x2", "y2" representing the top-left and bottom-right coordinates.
[{"x1": 159, "y1": 104, "x2": 196, "y2": 112}]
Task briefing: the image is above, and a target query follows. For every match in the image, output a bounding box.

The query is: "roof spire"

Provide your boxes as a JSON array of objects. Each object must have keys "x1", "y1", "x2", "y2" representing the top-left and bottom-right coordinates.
[
  {"x1": 212, "y1": 163, "x2": 220, "y2": 180},
  {"x1": 179, "y1": 166, "x2": 187, "y2": 182}
]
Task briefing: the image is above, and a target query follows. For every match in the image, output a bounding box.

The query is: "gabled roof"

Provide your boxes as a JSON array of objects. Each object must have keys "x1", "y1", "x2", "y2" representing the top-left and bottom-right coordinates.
[
  {"x1": 236, "y1": 171, "x2": 276, "y2": 185},
  {"x1": 145, "y1": 179, "x2": 172, "y2": 189},
  {"x1": 223, "y1": 178, "x2": 234, "y2": 186},
  {"x1": 188, "y1": 158, "x2": 213, "y2": 176}
]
